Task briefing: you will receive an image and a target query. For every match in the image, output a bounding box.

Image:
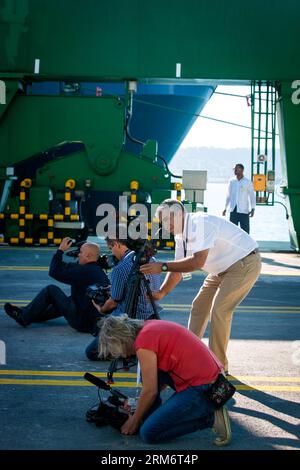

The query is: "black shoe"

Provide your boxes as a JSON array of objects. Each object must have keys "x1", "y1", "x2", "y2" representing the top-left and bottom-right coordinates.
[{"x1": 4, "y1": 303, "x2": 27, "y2": 327}]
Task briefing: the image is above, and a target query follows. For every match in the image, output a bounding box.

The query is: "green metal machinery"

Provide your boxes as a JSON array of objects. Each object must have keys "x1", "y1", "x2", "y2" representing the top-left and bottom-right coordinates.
[
  {"x1": 0, "y1": 83, "x2": 172, "y2": 244},
  {"x1": 1, "y1": 0, "x2": 300, "y2": 249}
]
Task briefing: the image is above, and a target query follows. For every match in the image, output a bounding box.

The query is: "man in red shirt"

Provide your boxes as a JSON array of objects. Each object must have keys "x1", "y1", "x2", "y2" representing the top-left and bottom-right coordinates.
[{"x1": 98, "y1": 315, "x2": 232, "y2": 446}]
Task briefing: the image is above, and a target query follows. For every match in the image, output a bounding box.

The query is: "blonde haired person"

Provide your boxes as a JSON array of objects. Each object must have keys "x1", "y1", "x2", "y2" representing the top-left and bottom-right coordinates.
[{"x1": 98, "y1": 315, "x2": 232, "y2": 446}]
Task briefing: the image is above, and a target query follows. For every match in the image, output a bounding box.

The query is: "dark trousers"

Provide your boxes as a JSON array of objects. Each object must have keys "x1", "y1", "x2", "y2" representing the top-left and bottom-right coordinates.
[
  {"x1": 22, "y1": 284, "x2": 81, "y2": 330},
  {"x1": 85, "y1": 336, "x2": 99, "y2": 360},
  {"x1": 230, "y1": 206, "x2": 250, "y2": 233}
]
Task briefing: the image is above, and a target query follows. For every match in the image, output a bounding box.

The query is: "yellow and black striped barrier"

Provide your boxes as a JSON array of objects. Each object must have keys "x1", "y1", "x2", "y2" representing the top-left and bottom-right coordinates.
[
  {"x1": 0, "y1": 177, "x2": 82, "y2": 246},
  {"x1": 7, "y1": 179, "x2": 32, "y2": 245},
  {"x1": 173, "y1": 182, "x2": 183, "y2": 202},
  {"x1": 130, "y1": 180, "x2": 138, "y2": 204},
  {"x1": 48, "y1": 217, "x2": 54, "y2": 242},
  {"x1": 129, "y1": 180, "x2": 139, "y2": 217},
  {"x1": 64, "y1": 179, "x2": 76, "y2": 219}
]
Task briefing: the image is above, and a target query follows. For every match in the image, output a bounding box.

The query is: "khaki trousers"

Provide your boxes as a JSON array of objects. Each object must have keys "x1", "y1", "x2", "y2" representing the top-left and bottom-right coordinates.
[{"x1": 188, "y1": 252, "x2": 261, "y2": 371}]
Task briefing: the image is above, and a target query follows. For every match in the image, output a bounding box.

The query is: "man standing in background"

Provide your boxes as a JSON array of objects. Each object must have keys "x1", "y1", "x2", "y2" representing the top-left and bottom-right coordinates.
[{"x1": 222, "y1": 163, "x2": 256, "y2": 234}]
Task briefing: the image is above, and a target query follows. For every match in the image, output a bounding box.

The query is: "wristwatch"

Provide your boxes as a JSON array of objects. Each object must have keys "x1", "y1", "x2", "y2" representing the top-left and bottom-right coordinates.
[{"x1": 161, "y1": 263, "x2": 168, "y2": 272}]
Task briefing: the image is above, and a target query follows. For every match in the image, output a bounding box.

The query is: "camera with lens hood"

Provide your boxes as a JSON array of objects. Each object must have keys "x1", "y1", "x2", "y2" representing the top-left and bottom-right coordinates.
[
  {"x1": 66, "y1": 240, "x2": 115, "y2": 271},
  {"x1": 84, "y1": 373, "x2": 129, "y2": 430}
]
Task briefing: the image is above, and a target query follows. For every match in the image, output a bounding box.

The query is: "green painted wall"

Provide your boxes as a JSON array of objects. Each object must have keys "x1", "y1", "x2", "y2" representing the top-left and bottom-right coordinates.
[
  {"x1": 0, "y1": 95, "x2": 125, "y2": 174},
  {"x1": 1, "y1": 0, "x2": 300, "y2": 248},
  {"x1": 277, "y1": 81, "x2": 300, "y2": 250},
  {"x1": 0, "y1": 92, "x2": 170, "y2": 191},
  {"x1": 1, "y1": 0, "x2": 300, "y2": 80}
]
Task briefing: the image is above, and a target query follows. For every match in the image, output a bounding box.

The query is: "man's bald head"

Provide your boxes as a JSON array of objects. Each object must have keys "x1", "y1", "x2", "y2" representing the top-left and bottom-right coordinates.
[{"x1": 78, "y1": 242, "x2": 100, "y2": 265}]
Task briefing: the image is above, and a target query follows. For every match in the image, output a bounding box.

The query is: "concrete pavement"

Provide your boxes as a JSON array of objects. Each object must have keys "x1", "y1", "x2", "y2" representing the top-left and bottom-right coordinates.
[{"x1": 0, "y1": 246, "x2": 299, "y2": 450}]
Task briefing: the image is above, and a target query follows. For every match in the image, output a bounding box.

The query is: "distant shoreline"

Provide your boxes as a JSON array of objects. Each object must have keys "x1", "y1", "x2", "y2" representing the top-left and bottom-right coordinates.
[{"x1": 169, "y1": 147, "x2": 282, "y2": 184}]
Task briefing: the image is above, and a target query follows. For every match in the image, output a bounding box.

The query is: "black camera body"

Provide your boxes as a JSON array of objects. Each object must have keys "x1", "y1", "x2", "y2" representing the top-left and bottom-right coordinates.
[
  {"x1": 84, "y1": 373, "x2": 129, "y2": 430},
  {"x1": 127, "y1": 238, "x2": 157, "y2": 265},
  {"x1": 86, "y1": 399, "x2": 129, "y2": 431},
  {"x1": 86, "y1": 284, "x2": 111, "y2": 305}
]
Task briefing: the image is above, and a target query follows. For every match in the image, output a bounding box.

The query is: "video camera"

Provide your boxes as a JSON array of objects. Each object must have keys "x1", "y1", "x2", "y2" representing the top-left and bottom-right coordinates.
[
  {"x1": 84, "y1": 373, "x2": 129, "y2": 430},
  {"x1": 86, "y1": 284, "x2": 111, "y2": 306},
  {"x1": 126, "y1": 238, "x2": 157, "y2": 265},
  {"x1": 65, "y1": 240, "x2": 115, "y2": 271}
]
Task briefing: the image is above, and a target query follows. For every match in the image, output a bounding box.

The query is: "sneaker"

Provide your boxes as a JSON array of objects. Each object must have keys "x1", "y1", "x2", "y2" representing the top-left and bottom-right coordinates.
[
  {"x1": 4, "y1": 303, "x2": 27, "y2": 327},
  {"x1": 212, "y1": 406, "x2": 232, "y2": 446}
]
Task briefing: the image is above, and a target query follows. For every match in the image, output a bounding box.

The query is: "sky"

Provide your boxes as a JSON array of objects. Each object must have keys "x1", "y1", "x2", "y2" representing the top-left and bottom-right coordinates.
[
  {"x1": 181, "y1": 85, "x2": 280, "y2": 149},
  {"x1": 175, "y1": 85, "x2": 289, "y2": 242}
]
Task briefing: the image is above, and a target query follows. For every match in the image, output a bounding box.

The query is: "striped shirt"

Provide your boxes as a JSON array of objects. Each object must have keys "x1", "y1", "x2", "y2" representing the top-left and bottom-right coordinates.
[{"x1": 110, "y1": 250, "x2": 161, "y2": 319}]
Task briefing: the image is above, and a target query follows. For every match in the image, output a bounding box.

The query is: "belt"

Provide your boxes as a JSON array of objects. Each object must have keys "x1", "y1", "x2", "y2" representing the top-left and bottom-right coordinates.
[{"x1": 218, "y1": 249, "x2": 259, "y2": 276}]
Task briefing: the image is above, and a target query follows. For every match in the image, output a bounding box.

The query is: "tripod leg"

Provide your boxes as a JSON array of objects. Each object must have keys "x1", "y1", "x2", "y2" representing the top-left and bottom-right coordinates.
[
  {"x1": 107, "y1": 357, "x2": 138, "y2": 382},
  {"x1": 106, "y1": 277, "x2": 140, "y2": 381},
  {"x1": 141, "y1": 274, "x2": 159, "y2": 319},
  {"x1": 107, "y1": 359, "x2": 118, "y2": 384},
  {"x1": 125, "y1": 277, "x2": 140, "y2": 319}
]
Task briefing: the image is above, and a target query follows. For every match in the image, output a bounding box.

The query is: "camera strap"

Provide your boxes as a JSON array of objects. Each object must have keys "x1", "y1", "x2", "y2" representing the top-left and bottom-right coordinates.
[
  {"x1": 183, "y1": 213, "x2": 190, "y2": 257},
  {"x1": 122, "y1": 249, "x2": 133, "y2": 260}
]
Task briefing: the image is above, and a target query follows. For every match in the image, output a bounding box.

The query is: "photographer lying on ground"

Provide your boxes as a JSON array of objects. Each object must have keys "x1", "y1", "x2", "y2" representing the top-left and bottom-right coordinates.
[
  {"x1": 98, "y1": 314, "x2": 232, "y2": 446},
  {"x1": 85, "y1": 228, "x2": 161, "y2": 360},
  {"x1": 4, "y1": 237, "x2": 109, "y2": 333}
]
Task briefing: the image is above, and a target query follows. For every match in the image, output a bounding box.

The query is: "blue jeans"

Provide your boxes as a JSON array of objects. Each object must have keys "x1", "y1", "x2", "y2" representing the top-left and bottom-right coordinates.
[{"x1": 140, "y1": 383, "x2": 215, "y2": 444}]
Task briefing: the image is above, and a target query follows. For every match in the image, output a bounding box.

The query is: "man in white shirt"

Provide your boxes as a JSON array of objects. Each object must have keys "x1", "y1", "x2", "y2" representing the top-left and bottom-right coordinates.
[
  {"x1": 222, "y1": 163, "x2": 256, "y2": 234},
  {"x1": 140, "y1": 199, "x2": 261, "y2": 374}
]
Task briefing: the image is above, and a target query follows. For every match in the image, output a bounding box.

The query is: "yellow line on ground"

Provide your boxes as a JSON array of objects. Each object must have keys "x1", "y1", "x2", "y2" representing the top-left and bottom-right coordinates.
[
  {"x1": 1, "y1": 301, "x2": 300, "y2": 311},
  {"x1": 0, "y1": 378, "x2": 299, "y2": 392},
  {"x1": 1, "y1": 370, "x2": 300, "y2": 383},
  {"x1": 165, "y1": 307, "x2": 300, "y2": 310},
  {"x1": 161, "y1": 308, "x2": 300, "y2": 314},
  {"x1": 236, "y1": 385, "x2": 300, "y2": 392},
  {"x1": 1, "y1": 304, "x2": 299, "y2": 314},
  {"x1": 0, "y1": 370, "x2": 136, "y2": 378},
  {"x1": 0, "y1": 378, "x2": 136, "y2": 387},
  {"x1": 228, "y1": 376, "x2": 300, "y2": 382},
  {"x1": 261, "y1": 271, "x2": 300, "y2": 276},
  {"x1": 0, "y1": 266, "x2": 299, "y2": 276},
  {"x1": 162, "y1": 304, "x2": 300, "y2": 309},
  {"x1": 1, "y1": 299, "x2": 300, "y2": 309},
  {"x1": 0, "y1": 266, "x2": 48, "y2": 270},
  {"x1": 0, "y1": 247, "x2": 55, "y2": 252},
  {"x1": 192, "y1": 270, "x2": 300, "y2": 277},
  {"x1": 234, "y1": 307, "x2": 300, "y2": 310}
]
